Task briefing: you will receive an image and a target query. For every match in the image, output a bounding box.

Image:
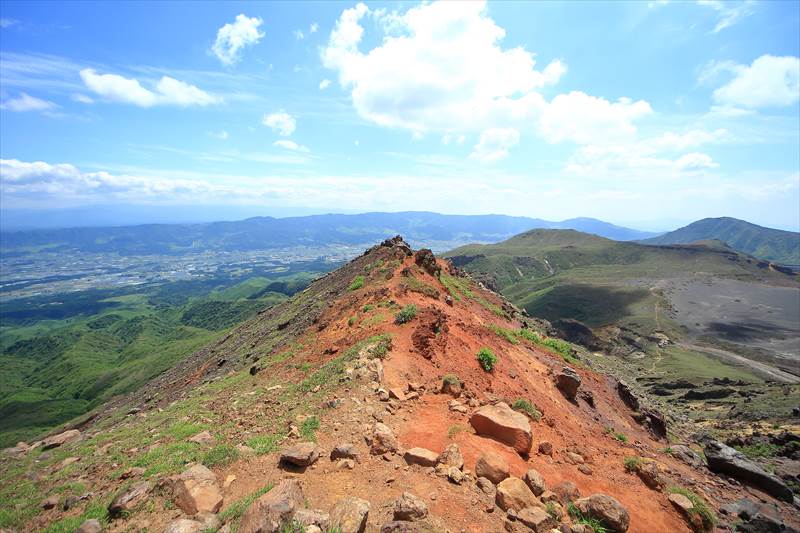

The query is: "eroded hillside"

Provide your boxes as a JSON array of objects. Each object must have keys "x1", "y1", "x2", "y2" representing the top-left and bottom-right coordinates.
[{"x1": 2, "y1": 237, "x2": 797, "y2": 533}]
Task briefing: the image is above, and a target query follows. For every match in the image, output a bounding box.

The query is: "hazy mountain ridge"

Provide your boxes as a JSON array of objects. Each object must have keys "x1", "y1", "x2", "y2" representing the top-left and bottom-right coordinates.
[
  {"x1": 0, "y1": 211, "x2": 658, "y2": 256},
  {"x1": 641, "y1": 217, "x2": 800, "y2": 265}
]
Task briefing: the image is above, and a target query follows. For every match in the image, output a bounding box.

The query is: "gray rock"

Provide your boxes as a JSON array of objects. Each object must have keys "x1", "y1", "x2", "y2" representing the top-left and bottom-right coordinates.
[
  {"x1": 669, "y1": 445, "x2": 705, "y2": 468},
  {"x1": 329, "y1": 497, "x2": 370, "y2": 533},
  {"x1": 75, "y1": 518, "x2": 103, "y2": 533},
  {"x1": 704, "y1": 439, "x2": 793, "y2": 502},
  {"x1": 108, "y1": 481, "x2": 152, "y2": 517},
  {"x1": 280, "y1": 442, "x2": 320, "y2": 467},
  {"x1": 573, "y1": 494, "x2": 630, "y2": 532},
  {"x1": 239, "y1": 479, "x2": 303, "y2": 533},
  {"x1": 555, "y1": 367, "x2": 581, "y2": 400},
  {"x1": 393, "y1": 492, "x2": 428, "y2": 521},
  {"x1": 331, "y1": 443, "x2": 359, "y2": 462}
]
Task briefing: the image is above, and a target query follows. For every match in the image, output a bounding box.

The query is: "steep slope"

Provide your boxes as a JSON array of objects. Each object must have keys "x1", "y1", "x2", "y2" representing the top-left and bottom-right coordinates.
[
  {"x1": 641, "y1": 217, "x2": 800, "y2": 265},
  {"x1": 2, "y1": 238, "x2": 797, "y2": 533}
]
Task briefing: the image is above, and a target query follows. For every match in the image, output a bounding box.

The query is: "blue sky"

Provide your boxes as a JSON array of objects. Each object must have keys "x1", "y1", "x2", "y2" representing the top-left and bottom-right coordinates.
[{"x1": 0, "y1": 0, "x2": 798, "y2": 230}]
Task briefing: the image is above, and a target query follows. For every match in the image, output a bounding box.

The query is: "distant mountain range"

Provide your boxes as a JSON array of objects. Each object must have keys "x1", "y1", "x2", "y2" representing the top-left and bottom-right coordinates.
[
  {"x1": 0, "y1": 211, "x2": 659, "y2": 256},
  {"x1": 641, "y1": 217, "x2": 800, "y2": 265}
]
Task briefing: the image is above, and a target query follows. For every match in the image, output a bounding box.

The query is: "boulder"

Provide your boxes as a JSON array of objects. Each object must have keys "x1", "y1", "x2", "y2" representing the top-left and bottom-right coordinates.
[
  {"x1": 172, "y1": 464, "x2": 223, "y2": 515},
  {"x1": 370, "y1": 423, "x2": 398, "y2": 455},
  {"x1": 393, "y1": 492, "x2": 428, "y2": 521},
  {"x1": 381, "y1": 522, "x2": 420, "y2": 533},
  {"x1": 404, "y1": 447, "x2": 439, "y2": 467},
  {"x1": 477, "y1": 476, "x2": 496, "y2": 497},
  {"x1": 552, "y1": 480, "x2": 580, "y2": 503},
  {"x1": 670, "y1": 445, "x2": 705, "y2": 468},
  {"x1": 616, "y1": 381, "x2": 640, "y2": 411},
  {"x1": 414, "y1": 249, "x2": 441, "y2": 277},
  {"x1": 517, "y1": 506, "x2": 557, "y2": 532},
  {"x1": 331, "y1": 443, "x2": 359, "y2": 462},
  {"x1": 523, "y1": 469, "x2": 546, "y2": 496},
  {"x1": 329, "y1": 497, "x2": 370, "y2": 533},
  {"x1": 538, "y1": 441, "x2": 553, "y2": 456},
  {"x1": 475, "y1": 452, "x2": 510, "y2": 484},
  {"x1": 164, "y1": 519, "x2": 204, "y2": 533},
  {"x1": 469, "y1": 403, "x2": 532, "y2": 455},
  {"x1": 447, "y1": 466, "x2": 465, "y2": 484},
  {"x1": 668, "y1": 493, "x2": 694, "y2": 514},
  {"x1": 294, "y1": 509, "x2": 330, "y2": 530},
  {"x1": 573, "y1": 494, "x2": 630, "y2": 532},
  {"x1": 555, "y1": 367, "x2": 581, "y2": 400},
  {"x1": 42, "y1": 429, "x2": 81, "y2": 450},
  {"x1": 635, "y1": 459, "x2": 664, "y2": 490},
  {"x1": 41, "y1": 495, "x2": 59, "y2": 509},
  {"x1": 108, "y1": 481, "x2": 152, "y2": 517},
  {"x1": 703, "y1": 439, "x2": 793, "y2": 502},
  {"x1": 75, "y1": 519, "x2": 104, "y2": 533},
  {"x1": 188, "y1": 431, "x2": 215, "y2": 445},
  {"x1": 437, "y1": 443, "x2": 464, "y2": 470},
  {"x1": 239, "y1": 479, "x2": 304, "y2": 533},
  {"x1": 495, "y1": 477, "x2": 539, "y2": 512},
  {"x1": 280, "y1": 442, "x2": 320, "y2": 467}
]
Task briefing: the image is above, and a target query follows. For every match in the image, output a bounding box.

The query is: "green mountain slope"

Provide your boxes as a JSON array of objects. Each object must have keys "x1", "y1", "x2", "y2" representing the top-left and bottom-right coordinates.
[
  {"x1": 641, "y1": 217, "x2": 800, "y2": 265},
  {"x1": 445, "y1": 229, "x2": 795, "y2": 332}
]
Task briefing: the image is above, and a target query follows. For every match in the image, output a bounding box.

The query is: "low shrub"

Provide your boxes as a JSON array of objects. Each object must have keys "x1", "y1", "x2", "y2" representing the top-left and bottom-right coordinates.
[
  {"x1": 348, "y1": 276, "x2": 365, "y2": 291},
  {"x1": 623, "y1": 456, "x2": 642, "y2": 472},
  {"x1": 442, "y1": 374, "x2": 461, "y2": 387},
  {"x1": 477, "y1": 347, "x2": 497, "y2": 372},
  {"x1": 202, "y1": 444, "x2": 239, "y2": 467},
  {"x1": 667, "y1": 486, "x2": 717, "y2": 531},
  {"x1": 512, "y1": 399, "x2": 542, "y2": 421},
  {"x1": 394, "y1": 304, "x2": 417, "y2": 324}
]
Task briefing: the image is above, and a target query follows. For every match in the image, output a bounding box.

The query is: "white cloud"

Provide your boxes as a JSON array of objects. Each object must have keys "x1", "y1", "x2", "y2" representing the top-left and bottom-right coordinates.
[
  {"x1": 539, "y1": 92, "x2": 652, "y2": 145},
  {"x1": 0, "y1": 93, "x2": 57, "y2": 112},
  {"x1": 294, "y1": 30, "x2": 305, "y2": 40},
  {"x1": 262, "y1": 110, "x2": 296, "y2": 136},
  {"x1": 71, "y1": 93, "x2": 94, "y2": 104},
  {"x1": 310, "y1": 22, "x2": 319, "y2": 34},
  {"x1": 321, "y1": 1, "x2": 650, "y2": 150},
  {"x1": 273, "y1": 140, "x2": 310, "y2": 152},
  {"x1": 697, "y1": 0, "x2": 755, "y2": 33},
  {"x1": 469, "y1": 128, "x2": 519, "y2": 162},
  {"x1": 675, "y1": 152, "x2": 718, "y2": 170},
  {"x1": 211, "y1": 14, "x2": 264, "y2": 66},
  {"x1": 0, "y1": 18, "x2": 19, "y2": 28},
  {"x1": 710, "y1": 55, "x2": 800, "y2": 109},
  {"x1": 79, "y1": 69, "x2": 220, "y2": 107},
  {"x1": 208, "y1": 130, "x2": 229, "y2": 140},
  {"x1": 319, "y1": 79, "x2": 331, "y2": 90}
]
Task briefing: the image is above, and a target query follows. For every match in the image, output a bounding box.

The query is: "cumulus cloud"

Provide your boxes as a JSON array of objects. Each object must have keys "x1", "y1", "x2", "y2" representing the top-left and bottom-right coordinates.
[
  {"x1": 310, "y1": 22, "x2": 319, "y2": 34},
  {"x1": 273, "y1": 140, "x2": 310, "y2": 152},
  {"x1": 211, "y1": 14, "x2": 264, "y2": 66},
  {"x1": 0, "y1": 18, "x2": 19, "y2": 28},
  {"x1": 79, "y1": 69, "x2": 220, "y2": 107},
  {"x1": 262, "y1": 110, "x2": 296, "y2": 136},
  {"x1": 321, "y1": 1, "x2": 650, "y2": 149},
  {"x1": 0, "y1": 92, "x2": 57, "y2": 112},
  {"x1": 709, "y1": 55, "x2": 800, "y2": 109},
  {"x1": 697, "y1": 0, "x2": 755, "y2": 33},
  {"x1": 71, "y1": 93, "x2": 94, "y2": 104},
  {"x1": 293, "y1": 30, "x2": 305, "y2": 40},
  {"x1": 319, "y1": 79, "x2": 331, "y2": 90},
  {"x1": 469, "y1": 128, "x2": 520, "y2": 162}
]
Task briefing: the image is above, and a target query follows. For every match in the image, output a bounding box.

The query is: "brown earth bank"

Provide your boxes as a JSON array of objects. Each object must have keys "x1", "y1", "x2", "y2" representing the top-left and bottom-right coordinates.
[{"x1": 2, "y1": 237, "x2": 798, "y2": 533}]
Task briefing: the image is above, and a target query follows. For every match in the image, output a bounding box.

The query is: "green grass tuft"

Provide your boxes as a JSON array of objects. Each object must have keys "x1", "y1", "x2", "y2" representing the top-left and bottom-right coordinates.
[
  {"x1": 623, "y1": 456, "x2": 642, "y2": 472},
  {"x1": 667, "y1": 486, "x2": 717, "y2": 531},
  {"x1": 511, "y1": 399, "x2": 542, "y2": 421},
  {"x1": 477, "y1": 347, "x2": 497, "y2": 372},
  {"x1": 300, "y1": 416, "x2": 320, "y2": 441},
  {"x1": 246, "y1": 434, "x2": 281, "y2": 455},
  {"x1": 348, "y1": 276, "x2": 365, "y2": 291},
  {"x1": 394, "y1": 304, "x2": 417, "y2": 324},
  {"x1": 201, "y1": 444, "x2": 239, "y2": 467}
]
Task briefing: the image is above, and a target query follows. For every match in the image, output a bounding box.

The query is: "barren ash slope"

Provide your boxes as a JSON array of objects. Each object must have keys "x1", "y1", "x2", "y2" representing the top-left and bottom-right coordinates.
[{"x1": 2, "y1": 237, "x2": 798, "y2": 533}]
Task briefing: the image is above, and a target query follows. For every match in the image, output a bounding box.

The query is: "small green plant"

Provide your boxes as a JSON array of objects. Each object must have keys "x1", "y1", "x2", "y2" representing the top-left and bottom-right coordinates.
[
  {"x1": 447, "y1": 424, "x2": 469, "y2": 439},
  {"x1": 623, "y1": 456, "x2": 642, "y2": 472},
  {"x1": 615, "y1": 432, "x2": 628, "y2": 443},
  {"x1": 247, "y1": 434, "x2": 281, "y2": 455},
  {"x1": 662, "y1": 446, "x2": 674, "y2": 455},
  {"x1": 477, "y1": 347, "x2": 497, "y2": 371},
  {"x1": 487, "y1": 324, "x2": 519, "y2": 344},
  {"x1": 668, "y1": 487, "x2": 717, "y2": 531},
  {"x1": 201, "y1": 444, "x2": 239, "y2": 467},
  {"x1": 300, "y1": 416, "x2": 320, "y2": 441},
  {"x1": 734, "y1": 442, "x2": 780, "y2": 459},
  {"x1": 347, "y1": 316, "x2": 356, "y2": 326},
  {"x1": 394, "y1": 304, "x2": 417, "y2": 324},
  {"x1": 545, "y1": 501, "x2": 559, "y2": 519},
  {"x1": 511, "y1": 399, "x2": 542, "y2": 421},
  {"x1": 348, "y1": 275, "x2": 365, "y2": 291},
  {"x1": 218, "y1": 484, "x2": 273, "y2": 524},
  {"x1": 362, "y1": 304, "x2": 375, "y2": 312},
  {"x1": 568, "y1": 503, "x2": 611, "y2": 533},
  {"x1": 442, "y1": 374, "x2": 461, "y2": 387}
]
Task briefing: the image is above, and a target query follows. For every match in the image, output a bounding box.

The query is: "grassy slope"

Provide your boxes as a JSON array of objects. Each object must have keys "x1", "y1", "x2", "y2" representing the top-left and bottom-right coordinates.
[
  {"x1": 0, "y1": 274, "x2": 320, "y2": 448},
  {"x1": 641, "y1": 217, "x2": 800, "y2": 265}
]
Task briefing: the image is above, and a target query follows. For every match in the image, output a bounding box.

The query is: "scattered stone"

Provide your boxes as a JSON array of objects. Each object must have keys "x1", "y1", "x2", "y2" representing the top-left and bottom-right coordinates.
[
  {"x1": 188, "y1": 431, "x2": 215, "y2": 445},
  {"x1": 477, "y1": 477, "x2": 496, "y2": 496},
  {"x1": 281, "y1": 442, "x2": 320, "y2": 467},
  {"x1": 224, "y1": 474, "x2": 237, "y2": 489},
  {"x1": 237, "y1": 444, "x2": 256, "y2": 456},
  {"x1": 523, "y1": 469, "x2": 546, "y2": 496},
  {"x1": 63, "y1": 494, "x2": 80, "y2": 511},
  {"x1": 447, "y1": 466, "x2": 465, "y2": 484},
  {"x1": 329, "y1": 497, "x2": 370, "y2": 533},
  {"x1": 414, "y1": 248, "x2": 441, "y2": 277},
  {"x1": 563, "y1": 451, "x2": 584, "y2": 465},
  {"x1": 552, "y1": 481, "x2": 580, "y2": 503},
  {"x1": 381, "y1": 521, "x2": 420, "y2": 533},
  {"x1": 469, "y1": 403, "x2": 532, "y2": 455},
  {"x1": 441, "y1": 378, "x2": 462, "y2": 397},
  {"x1": 404, "y1": 447, "x2": 439, "y2": 467},
  {"x1": 42, "y1": 429, "x2": 81, "y2": 450},
  {"x1": 294, "y1": 509, "x2": 330, "y2": 531},
  {"x1": 239, "y1": 479, "x2": 304, "y2": 533},
  {"x1": 573, "y1": 494, "x2": 630, "y2": 532},
  {"x1": 448, "y1": 400, "x2": 468, "y2": 413},
  {"x1": 635, "y1": 459, "x2": 663, "y2": 490},
  {"x1": 393, "y1": 492, "x2": 428, "y2": 521},
  {"x1": 108, "y1": 481, "x2": 152, "y2": 517},
  {"x1": 538, "y1": 441, "x2": 553, "y2": 456},
  {"x1": 437, "y1": 443, "x2": 464, "y2": 470},
  {"x1": 60, "y1": 456, "x2": 80, "y2": 469},
  {"x1": 616, "y1": 380, "x2": 640, "y2": 411},
  {"x1": 331, "y1": 443, "x2": 359, "y2": 462},
  {"x1": 377, "y1": 389, "x2": 390, "y2": 401},
  {"x1": 719, "y1": 498, "x2": 759, "y2": 520},
  {"x1": 669, "y1": 445, "x2": 705, "y2": 468},
  {"x1": 475, "y1": 452, "x2": 510, "y2": 484},
  {"x1": 578, "y1": 464, "x2": 593, "y2": 476},
  {"x1": 75, "y1": 518, "x2": 103, "y2": 533},
  {"x1": 370, "y1": 423, "x2": 399, "y2": 455},
  {"x1": 496, "y1": 477, "x2": 539, "y2": 512},
  {"x1": 517, "y1": 506, "x2": 557, "y2": 533},
  {"x1": 164, "y1": 519, "x2": 204, "y2": 533},
  {"x1": 41, "y1": 495, "x2": 59, "y2": 510},
  {"x1": 703, "y1": 439, "x2": 793, "y2": 501},
  {"x1": 172, "y1": 464, "x2": 223, "y2": 515},
  {"x1": 119, "y1": 466, "x2": 145, "y2": 479},
  {"x1": 539, "y1": 490, "x2": 558, "y2": 503},
  {"x1": 389, "y1": 387, "x2": 407, "y2": 401},
  {"x1": 668, "y1": 493, "x2": 694, "y2": 514},
  {"x1": 555, "y1": 367, "x2": 581, "y2": 400}
]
